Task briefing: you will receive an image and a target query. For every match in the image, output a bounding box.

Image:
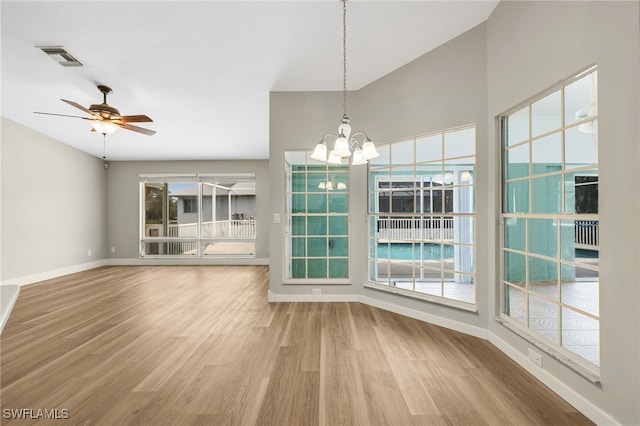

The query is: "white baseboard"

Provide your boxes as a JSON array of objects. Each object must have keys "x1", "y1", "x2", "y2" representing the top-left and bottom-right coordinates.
[
  {"x1": 266, "y1": 291, "x2": 486, "y2": 339},
  {"x1": 488, "y1": 332, "x2": 619, "y2": 426},
  {"x1": 0, "y1": 285, "x2": 20, "y2": 334},
  {"x1": 0, "y1": 260, "x2": 108, "y2": 287},
  {"x1": 1, "y1": 258, "x2": 268, "y2": 286},
  {"x1": 359, "y1": 295, "x2": 487, "y2": 339}
]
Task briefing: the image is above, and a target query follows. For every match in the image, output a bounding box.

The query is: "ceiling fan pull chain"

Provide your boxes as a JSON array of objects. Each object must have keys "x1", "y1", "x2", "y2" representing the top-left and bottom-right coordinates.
[{"x1": 102, "y1": 134, "x2": 107, "y2": 159}]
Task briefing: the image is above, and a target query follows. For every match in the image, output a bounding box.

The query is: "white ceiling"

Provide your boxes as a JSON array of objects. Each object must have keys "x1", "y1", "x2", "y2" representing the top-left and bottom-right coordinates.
[{"x1": 1, "y1": 1, "x2": 498, "y2": 161}]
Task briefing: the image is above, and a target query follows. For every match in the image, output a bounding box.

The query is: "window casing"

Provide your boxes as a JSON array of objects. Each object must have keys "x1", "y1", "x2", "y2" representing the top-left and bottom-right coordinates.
[
  {"x1": 500, "y1": 68, "x2": 599, "y2": 369},
  {"x1": 367, "y1": 125, "x2": 476, "y2": 308}
]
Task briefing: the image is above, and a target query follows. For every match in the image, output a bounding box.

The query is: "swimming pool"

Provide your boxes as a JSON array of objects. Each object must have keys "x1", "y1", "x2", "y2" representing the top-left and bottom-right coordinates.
[{"x1": 376, "y1": 243, "x2": 454, "y2": 260}]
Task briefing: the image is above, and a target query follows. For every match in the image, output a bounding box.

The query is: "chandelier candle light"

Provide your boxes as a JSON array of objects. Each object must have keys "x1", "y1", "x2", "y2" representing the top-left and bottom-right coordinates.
[{"x1": 311, "y1": 0, "x2": 379, "y2": 165}]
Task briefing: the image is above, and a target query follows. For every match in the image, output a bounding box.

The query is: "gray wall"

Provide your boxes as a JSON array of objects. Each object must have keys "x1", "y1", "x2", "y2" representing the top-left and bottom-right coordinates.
[
  {"x1": 486, "y1": 1, "x2": 640, "y2": 424},
  {"x1": 106, "y1": 160, "x2": 269, "y2": 264},
  {"x1": 269, "y1": 2, "x2": 640, "y2": 424},
  {"x1": 270, "y1": 91, "x2": 361, "y2": 295},
  {"x1": 356, "y1": 23, "x2": 489, "y2": 330},
  {"x1": 1, "y1": 117, "x2": 107, "y2": 283}
]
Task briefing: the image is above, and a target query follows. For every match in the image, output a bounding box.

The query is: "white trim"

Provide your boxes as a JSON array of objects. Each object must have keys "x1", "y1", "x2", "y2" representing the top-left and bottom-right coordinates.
[
  {"x1": 359, "y1": 294, "x2": 486, "y2": 339},
  {"x1": 488, "y1": 331, "x2": 619, "y2": 426},
  {"x1": 0, "y1": 260, "x2": 107, "y2": 287},
  {"x1": 364, "y1": 282, "x2": 478, "y2": 313},
  {"x1": 266, "y1": 290, "x2": 486, "y2": 340},
  {"x1": 0, "y1": 258, "x2": 269, "y2": 287},
  {"x1": 497, "y1": 316, "x2": 601, "y2": 378},
  {"x1": 0, "y1": 285, "x2": 20, "y2": 335}
]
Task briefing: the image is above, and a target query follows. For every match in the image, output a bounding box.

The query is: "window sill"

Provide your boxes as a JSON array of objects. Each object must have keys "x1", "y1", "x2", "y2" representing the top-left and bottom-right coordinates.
[
  {"x1": 364, "y1": 282, "x2": 478, "y2": 312},
  {"x1": 495, "y1": 316, "x2": 601, "y2": 384}
]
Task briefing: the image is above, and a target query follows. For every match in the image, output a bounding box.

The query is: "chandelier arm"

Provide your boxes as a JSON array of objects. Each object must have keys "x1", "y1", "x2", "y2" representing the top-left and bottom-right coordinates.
[
  {"x1": 321, "y1": 133, "x2": 339, "y2": 144},
  {"x1": 349, "y1": 131, "x2": 368, "y2": 147},
  {"x1": 351, "y1": 131, "x2": 368, "y2": 139}
]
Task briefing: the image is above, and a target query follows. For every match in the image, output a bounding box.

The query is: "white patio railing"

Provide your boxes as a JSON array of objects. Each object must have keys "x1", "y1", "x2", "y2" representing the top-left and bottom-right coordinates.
[
  {"x1": 167, "y1": 219, "x2": 256, "y2": 239},
  {"x1": 376, "y1": 217, "x2": 599, "y2": 249},
  {"x1": 574, "y1": 220, "x2": 599, "y2": 248},
  {"x1": 376, "y1": 217, "x2": 454, "y2": 242}
]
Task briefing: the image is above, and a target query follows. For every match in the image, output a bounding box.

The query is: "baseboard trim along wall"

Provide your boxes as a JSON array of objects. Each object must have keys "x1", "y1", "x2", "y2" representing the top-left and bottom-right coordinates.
[
  {"x1": 0, "y1": 260, "x2": 108, "y2": 287},
  {"x1": 266, "y1": 291, "x2": 486, "y2": 339},
  {"x1": 0, "y1": 285, "x2": 20, "y2": 334},
  {"x1": 488, "y1": 332, "x2": 619, "y2": 426},
  {"x1": 1, "y1": 258, "x2": 270, "y2": 287}
]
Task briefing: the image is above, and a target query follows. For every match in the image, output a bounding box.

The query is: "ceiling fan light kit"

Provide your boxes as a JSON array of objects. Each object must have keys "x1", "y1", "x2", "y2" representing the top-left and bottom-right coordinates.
[{"x1": 311, "y1": 0, "x2": 379, "y2": 166}]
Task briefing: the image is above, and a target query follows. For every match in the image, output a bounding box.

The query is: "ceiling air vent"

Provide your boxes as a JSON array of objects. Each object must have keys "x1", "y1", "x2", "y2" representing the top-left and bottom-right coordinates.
[{"x1": 37, "y1": 46, "x2": 82, "y2": 67}]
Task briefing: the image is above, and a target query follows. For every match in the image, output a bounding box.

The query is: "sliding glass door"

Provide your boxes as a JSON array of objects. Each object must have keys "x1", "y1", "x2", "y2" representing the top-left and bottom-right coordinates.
[{"x1": 140, "y1": 174, "x2": 256, "y2": 258}]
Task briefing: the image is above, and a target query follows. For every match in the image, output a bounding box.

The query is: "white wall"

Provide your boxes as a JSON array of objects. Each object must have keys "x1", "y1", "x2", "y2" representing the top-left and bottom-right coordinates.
[
  {"x1": 105, "y1": 160, "x2": 269, "y2": 264},
  {"x1": 269, "y1": 2, "x2": 640, "y2": 424},
  {"x1": 1, "y1": 117, "x2": 107, "y2": 284}
]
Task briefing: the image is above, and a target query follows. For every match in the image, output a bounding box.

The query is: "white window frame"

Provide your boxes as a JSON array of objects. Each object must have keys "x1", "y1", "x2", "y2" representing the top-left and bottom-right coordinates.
[
  {"x1": 283, "y1": 150, "x2": 350, "y2": 284},
  {"x1": 139, "y1": 173, "x2": 256, "y2": 258},
  {"x1": 365, "y1": 125, "x2": 477, "y2": 311},
  {"x1": 498, "y1": 66, "x2": 600, "y2": 375}
]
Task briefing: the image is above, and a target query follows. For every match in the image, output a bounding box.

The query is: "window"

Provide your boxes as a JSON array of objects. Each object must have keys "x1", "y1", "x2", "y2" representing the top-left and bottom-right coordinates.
[
  {"x1": 501, "y1": 68, "x2": 599, "y2": 368},
  {"x1": 183, "y1": 198, "x2": 197, "y2": 214},
  {"x1": 284, "y1": 151, "x2": 349, "y2": 281},
  {"x1": 140, "y1": 174, "x2": 256, "y2": 257},
  {"x1": 367, "y1": 125, "x2": 476, "y2": 307}
]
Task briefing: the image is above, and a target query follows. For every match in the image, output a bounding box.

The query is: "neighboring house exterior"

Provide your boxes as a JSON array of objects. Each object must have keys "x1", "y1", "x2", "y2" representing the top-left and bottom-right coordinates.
[{"x1": 172, "y1": 182, "x2": 256, "y2": 226}]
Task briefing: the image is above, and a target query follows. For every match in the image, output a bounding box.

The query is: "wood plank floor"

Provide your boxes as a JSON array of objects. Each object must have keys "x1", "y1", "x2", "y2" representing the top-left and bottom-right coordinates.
[{"x1": 1, "y1": 266, "x2": 594, "y2": 425}]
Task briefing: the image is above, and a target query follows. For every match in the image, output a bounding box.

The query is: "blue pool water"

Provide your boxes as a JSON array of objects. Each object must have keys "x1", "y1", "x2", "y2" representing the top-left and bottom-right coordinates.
[
  {"x1": 377, "y1": 243, "x2": 454, "y2": 260},
  {"x1": 575, "y1": 248, "x2": 599, "y2": 258}
]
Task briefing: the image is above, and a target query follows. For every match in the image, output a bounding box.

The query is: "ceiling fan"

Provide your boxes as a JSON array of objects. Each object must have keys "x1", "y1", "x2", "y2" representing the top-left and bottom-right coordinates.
[{"x1": 35, "y1": 85, "x2": 156, "y2": 136}]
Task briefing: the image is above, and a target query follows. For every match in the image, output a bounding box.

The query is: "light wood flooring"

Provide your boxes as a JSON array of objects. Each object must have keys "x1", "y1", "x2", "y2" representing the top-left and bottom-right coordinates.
[{"x1": 1, "y1": 266, "x2": 594, "y2": 425}]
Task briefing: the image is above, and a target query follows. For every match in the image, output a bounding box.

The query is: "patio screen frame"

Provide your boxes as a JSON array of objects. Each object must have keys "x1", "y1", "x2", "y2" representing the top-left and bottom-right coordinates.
[{"x1": 139, "y1": 173, "x2": 257, "y2": 258}]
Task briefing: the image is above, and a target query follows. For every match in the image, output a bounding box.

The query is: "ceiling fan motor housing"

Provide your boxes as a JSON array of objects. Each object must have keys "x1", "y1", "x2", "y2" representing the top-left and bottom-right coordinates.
[
  {"x1": 91, "y1": 85, "x2": 119, "y2": 119},
  {"x1": 90, "y1": 102, "x2": 120, "y2": 119}
]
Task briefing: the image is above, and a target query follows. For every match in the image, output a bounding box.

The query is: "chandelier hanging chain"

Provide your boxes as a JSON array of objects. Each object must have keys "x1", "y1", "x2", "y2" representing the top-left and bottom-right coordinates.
[
  {"x1": 309, "y1": 0, "x2": 379, "y2": 165},
  {"x1": 342, "y1": 0, "x2": 347, "y2": 118}
]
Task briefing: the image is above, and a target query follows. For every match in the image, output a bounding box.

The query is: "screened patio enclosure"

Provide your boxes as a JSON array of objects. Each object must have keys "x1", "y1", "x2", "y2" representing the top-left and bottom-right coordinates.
[{"x1": 140, "y1": 174, "x2": 256, "y2": 257}]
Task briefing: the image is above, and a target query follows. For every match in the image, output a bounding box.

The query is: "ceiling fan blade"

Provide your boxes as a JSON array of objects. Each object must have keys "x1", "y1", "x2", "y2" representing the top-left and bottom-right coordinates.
[
  {"x1": 119, "y1": 115, "x2": 153, "y2": 123},
  {"x1": 117, "y1": 122, "x2": 156, "y2": 136},
  {"x1": 61, "y1": 99, "x2": 98, "y2": 116},
  {"x1": 34, "y1": 111, "x2": 91, "y2": 119}
]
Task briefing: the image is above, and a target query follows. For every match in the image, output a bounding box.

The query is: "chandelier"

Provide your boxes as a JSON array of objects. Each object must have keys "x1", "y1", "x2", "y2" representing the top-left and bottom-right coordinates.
[{"x1": 311, "y1": 0, "x2": 379, "y2": 165}]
